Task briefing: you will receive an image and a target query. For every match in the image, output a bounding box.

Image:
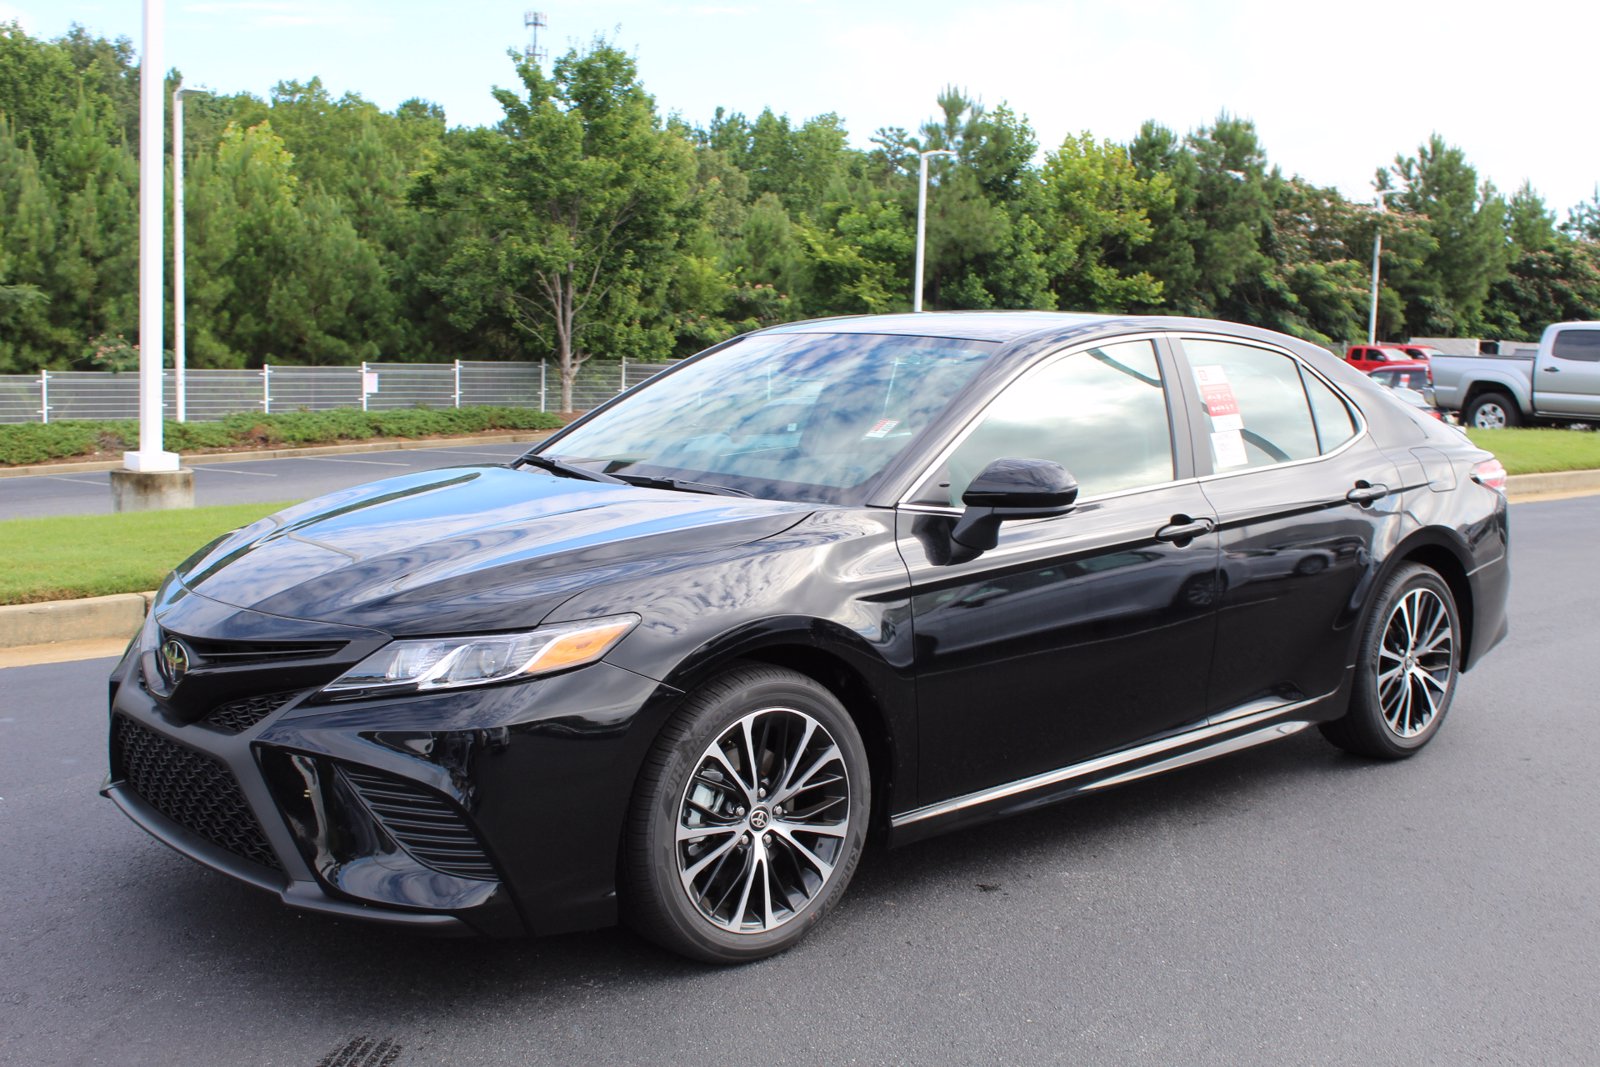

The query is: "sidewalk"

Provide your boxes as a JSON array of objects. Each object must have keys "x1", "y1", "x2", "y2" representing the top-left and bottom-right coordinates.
[{"x1": 3, "y1": 469, "x2": 1597, "y2": 666}]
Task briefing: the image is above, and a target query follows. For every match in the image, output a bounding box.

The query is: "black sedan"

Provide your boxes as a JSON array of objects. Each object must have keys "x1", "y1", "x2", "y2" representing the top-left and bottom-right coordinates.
[{"x1": 104, "y1": 312, "x2": 1510, "y2": 963}]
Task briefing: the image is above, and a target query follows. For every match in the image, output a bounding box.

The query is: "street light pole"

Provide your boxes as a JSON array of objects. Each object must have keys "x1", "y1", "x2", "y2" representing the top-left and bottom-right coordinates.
[
  {"x1": 1367, "y1": 188, "x2": 1404, "y2": 345},
  {"x1": 125, "y1": 0, "x2": 178, "y2": 473},
  {"x1": 914, "y1": 149, "x2": 956, "y2": 312}
]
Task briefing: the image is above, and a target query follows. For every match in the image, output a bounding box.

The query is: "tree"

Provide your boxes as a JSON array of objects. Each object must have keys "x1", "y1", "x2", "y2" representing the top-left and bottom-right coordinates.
[
  {"x1": 417, "y1": 41, "x2": 696, "y2": 411},
  {"x1": 1386, "y1": 135, "x2": 1509, "y2": 336},
  {"x1": 1562, "y1": 187, "x2": 1600, "y2": 242},
  {"x1": 1039, "y1": 132, "x2": 1168, "y2": 311},
  {"x1": 910, "y1": 90, "x2": 1052, "y2": 311},
  {"x1": 0, "y1": 119, "x2": 60, "y2": 371}
]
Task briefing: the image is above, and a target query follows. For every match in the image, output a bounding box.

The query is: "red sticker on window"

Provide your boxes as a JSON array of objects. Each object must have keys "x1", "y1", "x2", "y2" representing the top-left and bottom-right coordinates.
[{"x1": 1201, "y1": 382, "x2": 1239, "y2": 418}]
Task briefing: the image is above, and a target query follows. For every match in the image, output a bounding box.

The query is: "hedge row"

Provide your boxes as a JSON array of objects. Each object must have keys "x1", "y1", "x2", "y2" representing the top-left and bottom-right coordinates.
[{"x1": 0, "y1": 407, "x2": 564, "y2": 466}]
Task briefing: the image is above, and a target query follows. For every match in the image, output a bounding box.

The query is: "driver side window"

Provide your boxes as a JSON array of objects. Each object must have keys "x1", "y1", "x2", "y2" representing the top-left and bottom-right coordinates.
[{"x1": 915, "y1": 339, "x2": 1176, "y2": 505}]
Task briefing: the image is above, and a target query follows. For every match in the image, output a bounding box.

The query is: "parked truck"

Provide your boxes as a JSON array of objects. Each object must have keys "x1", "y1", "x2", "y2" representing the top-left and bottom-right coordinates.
[{"x1": 1429, "y1": 321, "x2": 1600, "y2": 428}]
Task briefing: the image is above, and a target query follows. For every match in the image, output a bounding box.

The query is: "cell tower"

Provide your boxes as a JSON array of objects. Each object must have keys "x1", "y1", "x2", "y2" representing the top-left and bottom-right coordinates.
[{"x1": 524, "y1": 11, "x2": 548, "y2": 66}]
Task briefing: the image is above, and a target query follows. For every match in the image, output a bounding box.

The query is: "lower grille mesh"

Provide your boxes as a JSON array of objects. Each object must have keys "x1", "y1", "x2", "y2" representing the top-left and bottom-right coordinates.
[
  {"x1": 339, "y1": 766, "x2": 497, "y2": 881},
  {"x1": 113, "y1": 715, "x2": 282, "y2": 872},
  {"x1": 204, "y1": 692, "x2": 296, "y2": 734}
]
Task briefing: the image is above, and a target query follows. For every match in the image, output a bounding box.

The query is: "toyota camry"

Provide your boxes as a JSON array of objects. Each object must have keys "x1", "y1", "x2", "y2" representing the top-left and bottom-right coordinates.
[{"x1": 104, "y1": 312, "x2": 1510, "y2": 963}]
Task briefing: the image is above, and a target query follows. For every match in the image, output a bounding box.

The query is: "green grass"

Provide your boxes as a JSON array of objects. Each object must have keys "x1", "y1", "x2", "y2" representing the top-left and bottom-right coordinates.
[
  {"x1": 1463, "y1": 427, "x2": 1600, "y2": 475},
  {"x1": 0, "y1": 501, "x2": 296, "y2": 605}
]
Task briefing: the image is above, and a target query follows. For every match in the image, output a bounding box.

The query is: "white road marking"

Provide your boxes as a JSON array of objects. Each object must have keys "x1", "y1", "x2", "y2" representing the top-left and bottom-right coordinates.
[
  {"x1": 426, "y1": 449, "x2": 527, "y2": 458},
  {"x1": 38, "y1": 476, "x2": 107, "y2": 486},
  {"x1": 298, "y1": 456, "x2": 411, "y2": 466},
  {"x1": 192, "y1": 466, "x2": 279, "y2": 478}
]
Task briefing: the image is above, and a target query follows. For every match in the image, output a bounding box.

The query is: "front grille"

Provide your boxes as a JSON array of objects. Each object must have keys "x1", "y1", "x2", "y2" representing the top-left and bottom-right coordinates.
[
  {"x1": 168, "y1": 631, "x2": 345, "y2": 666},
  {"x1": 112, "y1": 715, "x2": 282, "y2": 872},
  {"x1": 339, "y1": 766, "x2": 497, "y2": 881},
  {"x1": 204, "y1": 692, "x2": 297, "y2": 734}
]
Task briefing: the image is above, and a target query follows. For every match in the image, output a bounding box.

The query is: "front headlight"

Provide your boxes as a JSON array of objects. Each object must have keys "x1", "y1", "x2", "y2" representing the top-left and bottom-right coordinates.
[{"x1": 320, "y1": 614, "x2": 640, "y2": 698}]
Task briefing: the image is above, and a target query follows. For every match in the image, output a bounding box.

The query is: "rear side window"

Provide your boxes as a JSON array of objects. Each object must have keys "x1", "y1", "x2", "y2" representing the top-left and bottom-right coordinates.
[
  {"x1": 1182, "y1": 339, "x2": 1321, "y2": 471},
  {"x1": 1551, "y1": 330, "x2": 1600, "y2": 362},
  {"x1": 1301, "y1": 368, "x2": 1358, "y2": 453}
]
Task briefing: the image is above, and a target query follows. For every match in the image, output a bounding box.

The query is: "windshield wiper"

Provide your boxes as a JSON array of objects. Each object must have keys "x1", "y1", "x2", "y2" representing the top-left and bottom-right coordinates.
[
  {"x1": 514, "y1": 453, "x2": 626, "y2": 484},
  {"x1": 612, "y1": 473, "x2": 751, "y2": 497}
]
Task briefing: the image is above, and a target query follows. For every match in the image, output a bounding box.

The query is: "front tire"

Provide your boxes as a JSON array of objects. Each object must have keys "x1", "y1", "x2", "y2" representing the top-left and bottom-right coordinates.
[
  {"x1": 1464, "y1": 391, "x2": 1522, "y2": 429},
  {"x1": 1321, "y1": 563, "x2": 1461, "y2": 759},
  {"x1": 623, "y1": 665, "x2": 870, "y2": 963}
]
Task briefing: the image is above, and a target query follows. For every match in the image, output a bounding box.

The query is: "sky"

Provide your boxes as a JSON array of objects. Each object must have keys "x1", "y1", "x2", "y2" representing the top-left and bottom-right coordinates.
[{"x1": 7, "y1": 0, "x2": 1597, "y2": 217}]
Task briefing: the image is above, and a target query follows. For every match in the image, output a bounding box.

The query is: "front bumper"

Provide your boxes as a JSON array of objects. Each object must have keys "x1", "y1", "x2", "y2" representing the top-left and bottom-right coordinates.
[{"x1": 104, "y1": 587, "x2": 679, "y2": 938}]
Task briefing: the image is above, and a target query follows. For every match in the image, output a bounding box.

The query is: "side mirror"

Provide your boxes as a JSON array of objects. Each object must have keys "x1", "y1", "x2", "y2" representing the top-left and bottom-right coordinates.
[{"x1": 949, "y1": 457, "x2": 1079, "y2": 560}]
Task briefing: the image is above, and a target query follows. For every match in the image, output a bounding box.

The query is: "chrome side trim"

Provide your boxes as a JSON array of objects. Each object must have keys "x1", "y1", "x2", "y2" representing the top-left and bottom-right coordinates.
[
  {"x1": 890, "y1": 692, "x2": 1331, "y2": 829},
  {"x1": 1080, "y1": 721, "x2": 1311, "y2": 793}
]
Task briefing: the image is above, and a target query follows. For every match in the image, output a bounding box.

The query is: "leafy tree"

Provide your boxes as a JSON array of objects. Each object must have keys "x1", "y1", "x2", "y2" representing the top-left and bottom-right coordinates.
[
  {"x1": 185, "y1": 121, "x2": 389, "y2": 366},
  {"x1": 1506, "y1": 182, "x2": 1558, "y2": 253},
  {"x1": 416, "y1": 41, "x2": 696, "y2": 411},
  {"x1": 1126, "y1": 121, "x2": 1203, "y2": 313},
  {"x1": 0, "y1": 119, "x2": 61, "y2": 371},
  {"x1": 43, "y1": 93, "x2": 139, "y2": 363},
  {"x1": 911, "y1": 89, "x2": 1051, "y2": 311},
  {"x1": 1039, "y1": 132, "x2": 1168, "y2": 311},
  {"x1": 1564, "y1": 188, "x2": 1600, "y2": 242},
  {"x1": 1386, "y1": 135, "x2": 1509, "y2": 335}
]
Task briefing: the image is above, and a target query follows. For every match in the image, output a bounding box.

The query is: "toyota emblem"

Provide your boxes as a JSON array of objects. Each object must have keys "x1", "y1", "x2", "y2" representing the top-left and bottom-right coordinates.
[{"x1": 160, "y1": 638, "x2": 191, "y2": 685}]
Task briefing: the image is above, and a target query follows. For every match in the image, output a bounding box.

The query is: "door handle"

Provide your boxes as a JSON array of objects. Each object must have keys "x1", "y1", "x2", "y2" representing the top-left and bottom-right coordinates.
[
  {"x1": 1155, "y1": 516, "x2": 1216, "y2": 544},
  {"x1": 1543, "y1": 366, "x2": 1560, "y2": 373},
  {"x1": 1346, "y1": 482, "x2": 1389, "y2": 506}
]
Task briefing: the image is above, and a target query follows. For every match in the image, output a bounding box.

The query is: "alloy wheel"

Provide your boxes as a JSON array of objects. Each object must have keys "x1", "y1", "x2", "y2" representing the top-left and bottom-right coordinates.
[
  {"x1": 1375, "y1": 586, "x2": 1455, "y2": 739},
  {"x1": 1472, "y1": 402, "x2": 1508, "y2": 429},
  {"x1": 675, "y1": 707, "x2": 850, "y2": 934}
]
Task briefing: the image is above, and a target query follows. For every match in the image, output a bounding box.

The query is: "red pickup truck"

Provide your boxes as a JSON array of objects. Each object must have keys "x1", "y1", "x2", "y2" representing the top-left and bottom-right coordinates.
[{"x1": 1343, "y1": 344, "x2": 1431, "y2": 381}]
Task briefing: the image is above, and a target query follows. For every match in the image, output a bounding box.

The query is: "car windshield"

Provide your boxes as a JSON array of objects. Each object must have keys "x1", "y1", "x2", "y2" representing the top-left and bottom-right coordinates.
[{"x1": 536, "y1": 331, "x2": 998, "y2": 503}]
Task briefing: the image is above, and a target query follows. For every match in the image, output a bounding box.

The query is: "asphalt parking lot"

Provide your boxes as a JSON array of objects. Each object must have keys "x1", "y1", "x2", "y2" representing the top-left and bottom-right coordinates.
[
  {"x1": 1, "y1": 495, "x2": 1594, "y2": 1066},
  {"x1": 1, "y1": 441, "x2": 535, "y2": 520}
]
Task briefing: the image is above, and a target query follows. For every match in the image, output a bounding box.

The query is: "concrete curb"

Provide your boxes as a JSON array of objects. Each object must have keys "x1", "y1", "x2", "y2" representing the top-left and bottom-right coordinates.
[
  {"x1": 0, "y1": 591, "x2": 152, "y2": 650},
  {"x1": 0, "y1": 430, "x2": 554, "y2": 479},
  {"x1": 0, "y1": 469, "x2": 1594, "y2": 659},
  {"x1": 1502, "y1": 467, "x2": 1600, "y2": 499}
]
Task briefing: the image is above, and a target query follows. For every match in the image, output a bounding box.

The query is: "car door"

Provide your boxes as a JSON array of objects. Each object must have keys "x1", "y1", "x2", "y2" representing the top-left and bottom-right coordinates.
[
  {"x1": 897, "y1": 337, "x2": 1222, "y2": 806},
  {"x1": 1535, "y1": 326, "x2": 1600, "y2": 417},
  {"x1": 1172, "y1": 335, "x2": 1401, "y2": 718}
]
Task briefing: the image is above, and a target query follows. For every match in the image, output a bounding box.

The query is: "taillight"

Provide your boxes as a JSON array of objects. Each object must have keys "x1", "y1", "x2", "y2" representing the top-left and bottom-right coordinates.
[{"x1": 1471, "y1": 458, "x2": 1507, "y2": 492}]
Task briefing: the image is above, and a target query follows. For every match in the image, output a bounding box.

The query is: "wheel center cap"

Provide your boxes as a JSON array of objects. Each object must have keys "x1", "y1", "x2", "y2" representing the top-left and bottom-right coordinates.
[{"x1": 749, "y1": 808, "x2": 770, "y2": 831}]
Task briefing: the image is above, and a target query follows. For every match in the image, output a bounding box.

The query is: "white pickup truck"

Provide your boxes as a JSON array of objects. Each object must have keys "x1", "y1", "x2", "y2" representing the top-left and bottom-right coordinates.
[{"x1": 1430, "y1": 321, "x2": 1600, "y2": 428}]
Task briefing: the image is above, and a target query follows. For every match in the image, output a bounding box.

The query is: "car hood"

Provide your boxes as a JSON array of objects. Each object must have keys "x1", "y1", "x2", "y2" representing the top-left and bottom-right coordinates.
[{"x1": 173, "y1": 465, "x2": 814, "y2": 634}]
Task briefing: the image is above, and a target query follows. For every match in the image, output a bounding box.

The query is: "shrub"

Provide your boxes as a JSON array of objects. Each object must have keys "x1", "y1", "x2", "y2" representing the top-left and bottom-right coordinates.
[{"x1": 0, "y1": 406, "x2": 562, "y2": 465}]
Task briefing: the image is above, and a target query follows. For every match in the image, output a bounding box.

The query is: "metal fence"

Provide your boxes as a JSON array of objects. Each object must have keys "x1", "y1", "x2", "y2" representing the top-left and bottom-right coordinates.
[{"x1": 0, "y1": 359, "x2": 681, "y2": 424}]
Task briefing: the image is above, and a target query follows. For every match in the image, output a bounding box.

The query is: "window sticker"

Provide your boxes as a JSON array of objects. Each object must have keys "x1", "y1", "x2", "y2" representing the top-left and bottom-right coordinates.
[
  {"x1": 1194, "y1": 364, "x2": 1240, "y2": 419},
  {"x1": 1211, "y1": 429, "x2": 1249, "y2": 469},
  {"x1": 1210, "y1": 413, "x2": 1244, "y2": 433},
  {"x1": 863, "y1": 418, "x2": 900, "y2": 439}
]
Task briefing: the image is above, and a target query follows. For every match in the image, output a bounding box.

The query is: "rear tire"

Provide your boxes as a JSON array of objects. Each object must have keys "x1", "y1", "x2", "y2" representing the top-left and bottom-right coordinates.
[
  {"x1": 1321, "y1": 563, "x2": 1461, "y2": 760},
  {"x1": 622, "y1": 664, "x2": 870, "y2": 964},
  {"x1": 1463, "y1": 392, "x2": 1521, "y2": 429}
]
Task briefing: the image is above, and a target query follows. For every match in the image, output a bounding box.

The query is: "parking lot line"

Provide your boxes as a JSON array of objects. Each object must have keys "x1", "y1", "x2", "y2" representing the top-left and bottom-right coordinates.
[
  {"x1": 298, "y1": 456, "x2": 412, "y2": 466},
  {"x1": 39, "y1": 475, "x2": 109, "y2": 486},
  {"x1": 192, "y1": 466, "x2": 279, "y2": 478},
  {"x1": 399, "y1": 448, "x2": 522, "y2": 457}
]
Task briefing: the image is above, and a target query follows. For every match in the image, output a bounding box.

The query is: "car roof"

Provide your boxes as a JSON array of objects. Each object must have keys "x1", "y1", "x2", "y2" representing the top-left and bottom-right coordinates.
[{"x1": 757, "y1": 311, "x2": 1337, "y2": 363}]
